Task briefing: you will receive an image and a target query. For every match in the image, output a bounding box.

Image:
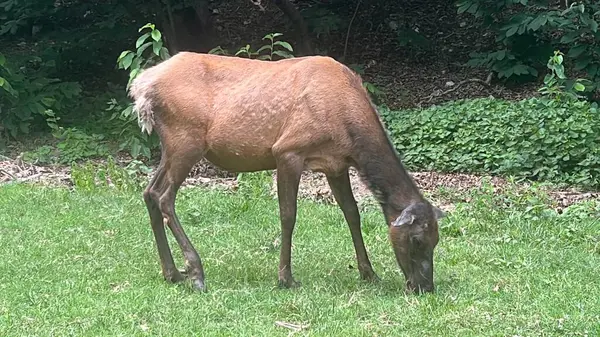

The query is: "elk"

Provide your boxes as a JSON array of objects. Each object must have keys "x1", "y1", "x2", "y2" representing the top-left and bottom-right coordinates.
[{"x1": 129, "y1": 52, "x2": 445, "y2": 294}]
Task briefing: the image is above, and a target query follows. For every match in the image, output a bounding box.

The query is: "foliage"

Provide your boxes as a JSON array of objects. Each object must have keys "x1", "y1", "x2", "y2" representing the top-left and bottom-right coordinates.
[
  {"x1": 349, "y1": 63, "x2": 384, "y2": 103},
  {"x1": 104, "y1": 96, "x2": 159, "y2": 160},
  {"x1": 113, "y1": 23, "x2": 169, "y2": 160},
  {"x1": 0, "y1": 52, "x2": 81, "y2": 138},
  {"x1": 538, "y1": 50, "x2": 589, "y2": 100},
  {"x1": 382, "y1": 97, "x2": 600, "y2": 188},
  {"x1": 457, "y1": 0, "x2": 600, "y2": 89},
  {"x1": 53, "y1": 128, "x2": 110, "y2": 164},
  {"x1": 22, "y1": 128, "x2": 110, "y2": 165},
  {"x1": 71, "y1": 157, "x2": 150, "y2": 192},
  {"x1": 301, "y1": 7, "x2": 343, "y2": 38},
  {"x1": 117, "y1": 23, "x2": 170, "y2": 88},
  {"x1": 209, "y1": 33, "x2": 294, "y2": 60}
]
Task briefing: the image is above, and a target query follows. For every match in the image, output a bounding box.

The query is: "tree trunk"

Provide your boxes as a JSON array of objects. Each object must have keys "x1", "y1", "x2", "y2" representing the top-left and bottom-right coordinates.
[
  {"x1": 272, "y1": 0, "x2": 314, "y2": 55},
  {"x1": 161, "y1": 0, "x2": 215, "y2": 54}
]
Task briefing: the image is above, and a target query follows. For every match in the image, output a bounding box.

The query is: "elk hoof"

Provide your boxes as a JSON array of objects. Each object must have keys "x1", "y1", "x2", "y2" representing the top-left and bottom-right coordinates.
[
  {"x1": 165, "y1": 270, "x2": 185, "y2": 283},
  {"x1": 360, "y1": 270, "x2": 381, "y2": 283},
  {"x1": 278, "y1": 278, "x2": 302, "y2": 289}
]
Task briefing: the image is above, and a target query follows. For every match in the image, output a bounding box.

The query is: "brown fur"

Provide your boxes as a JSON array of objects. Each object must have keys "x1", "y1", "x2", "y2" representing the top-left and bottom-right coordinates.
[{"x1": 129, "y1": 52, "x2": 445, "y2": 293}]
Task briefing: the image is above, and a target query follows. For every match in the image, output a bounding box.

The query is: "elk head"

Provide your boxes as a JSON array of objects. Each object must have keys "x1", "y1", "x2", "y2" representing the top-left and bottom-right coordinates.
[{"x1": 388, "y1": 202, "x2": 445, "y2": 293}]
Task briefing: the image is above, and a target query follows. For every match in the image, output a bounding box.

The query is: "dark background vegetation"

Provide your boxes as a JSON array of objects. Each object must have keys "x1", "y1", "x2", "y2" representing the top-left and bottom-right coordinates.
[{"x1": 1, "y1": 0, "x2": 599, "y2": 189}]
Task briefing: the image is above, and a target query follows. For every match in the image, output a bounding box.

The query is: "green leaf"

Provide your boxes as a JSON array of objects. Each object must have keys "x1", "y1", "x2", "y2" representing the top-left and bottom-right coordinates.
[
  {"x1": 513, "y1": 64, "x2": 530, "y2": 75},
  {"x1": 256, "y1": 45, "x2": 272, "y2": 54},
  {"x1": 573, "y1": 83, "x2": 585, "y2": 91},
  {"x1": 117, "y1": 50, "x2": 132, "y2": 62},
  {"x1": 568, "y1": 45, "x2": 587, "y2": 58},
  {"x1": 272, "y1": 50, "x2": 293, "y2": 59},
  {"x1": 138, "y1": 23, "x2": 154, "y2": 32},
  {"x1": 457, "y1": 2, "x2": 471, "y2": 14},
  {"x1": 528, "y1": 15, "x2": 547, "y2": 31},
  {"x1": 591, "y1": 20, "x2": 598, "y2": 33},
  {"x1": 586, "y1": 64, "x2": 598, "y2": 77},
  {"x1": 152, "y1": 41, "x2": 162, "y2": 56},
  {"x1": 136, "y1": 32, "x2": 150, "y2": 48},
  {"x1": 257, "y1": 55, "x2": 271, "y2": 61},
  {"x1": 41, "y1": 97, "x2": 56, "y2": 107},
  {"x1": 466, "y1": 3, "x2": 479, "y2": 15},
  {"x1": 159, "y1": 47, "x2": 170, "y2": 60},
  {"x1": 274, "y1": 41, "x2": 294, "y2": 52},
  {"x1": 151, "y1": 29, "x2": 161, "y2": 42},
  {"x1": 121, "y1": 52, "x2": 134, "y2": 69},
  {"x1": 0, "y1": 52, "x2": 5, "y2": 66},
  {"x1": 495, "y1": 50, "x2": 506, "y2": 60},
  {"x1": 560, "y1": 32, "x2": 579, "y2": 43},
  {"x1": 575, "y1": 57, "x2": 591, "y2": 70},
  {"x1": 136, "y1": 42, "x2": 152, "y2": 56},
  {"x1": 506, "y1": 26, "x2": 519, "y2": 37},
  {"x1": 0, "y1": 76, "x2": 4, "y2": 87},
  {"x1": 19, "y1": 122, "x2": 29, "y2": 134}
]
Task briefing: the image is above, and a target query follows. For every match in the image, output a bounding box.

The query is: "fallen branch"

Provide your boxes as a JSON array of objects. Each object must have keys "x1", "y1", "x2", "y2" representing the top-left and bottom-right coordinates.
[
  {"x1": 249, "y1": 0, "x2": 266, "y2": 11},
  {"x1": 417, "y1": 74, "x2": 493, "y2": 107},
  {"x1": 0, "y1": 168, "x2": 16, "y2": 180}
]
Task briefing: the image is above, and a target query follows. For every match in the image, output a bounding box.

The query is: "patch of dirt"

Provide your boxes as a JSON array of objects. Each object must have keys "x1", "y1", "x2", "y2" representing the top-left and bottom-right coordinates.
[{"x1": 2, "y1": 156, "x2": 597, "y2": 214}]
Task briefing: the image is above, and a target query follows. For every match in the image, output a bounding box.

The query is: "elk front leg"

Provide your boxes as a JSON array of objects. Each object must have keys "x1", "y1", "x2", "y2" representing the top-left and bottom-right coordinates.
[
  {"x1": 326, "y1": 171, "x2": 379, "y2": 282},
  {"x1": 275, "y1": 152, "x2": 303, "y2": 288}
]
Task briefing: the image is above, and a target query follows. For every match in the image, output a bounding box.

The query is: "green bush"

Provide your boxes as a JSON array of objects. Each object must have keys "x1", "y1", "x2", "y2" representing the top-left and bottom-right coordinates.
[
  {"x1": 456, "y1": 0, "x2": 600, "y2": 91},
  {"x1": 0, "y1": 52, "x2": 81, "y2": 138},
  {"x1": 382, "y1": 97, "x2": 600, "y2": 188}
]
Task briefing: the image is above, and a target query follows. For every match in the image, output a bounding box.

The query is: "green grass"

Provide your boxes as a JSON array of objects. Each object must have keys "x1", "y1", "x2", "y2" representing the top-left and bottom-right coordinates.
[{"x1": 0, "y1": 182, "x2": 598, "y2": 336}]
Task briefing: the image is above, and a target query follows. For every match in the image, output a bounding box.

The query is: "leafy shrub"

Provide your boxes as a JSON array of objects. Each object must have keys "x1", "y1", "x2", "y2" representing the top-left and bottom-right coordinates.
[
  {"x1": 209, "y1": 33, "x2": 294, "y2": 60},
  {"x1": 456, "y1": 0, "x2": 600, "y2": 90},
  {"x1": 0, "y1": 52, "x2": 81, "y2": 138},
  {"x1": 22, "y1": 128, "x2": 110, "y2": 164},
  {"x1": 71, "y1": 157, "x2": 150, "y2": 193},
  {"x1": 301, "y1": 7, "x2": 342, "y2": 38},
  {"x1": 539, "y1": 50, "x2": 589, "y2": 101},
  {"x1": 54, "y1": 127, "x2": 110, "y2": 164},
  {"x1": 349, "y1": 63, "x2": 384, "y2": 103},
  {"x1": 113, "y1": 23, "x2": 169, "y2": 159},
  {"x1": 383, "y1": 97, "x2": 600, "y2": 188}
]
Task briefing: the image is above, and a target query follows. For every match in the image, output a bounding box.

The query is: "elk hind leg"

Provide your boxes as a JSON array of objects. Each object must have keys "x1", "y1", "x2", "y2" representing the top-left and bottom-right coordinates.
[
  {"x1": 153, "y1": 142, "x2": 207, "y2": 291},
  {"x1": 144, "y1": 165, "x2": 184, "y2": 283}
]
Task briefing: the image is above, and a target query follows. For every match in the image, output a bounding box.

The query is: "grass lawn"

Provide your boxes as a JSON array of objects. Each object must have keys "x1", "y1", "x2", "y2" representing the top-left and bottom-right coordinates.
[{"x1": 0, "y1": 181, "x2": 598, "y2": 336}]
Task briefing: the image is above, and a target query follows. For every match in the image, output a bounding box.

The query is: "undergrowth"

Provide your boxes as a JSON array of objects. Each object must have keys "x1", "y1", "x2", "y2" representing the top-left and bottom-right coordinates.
[{"x1": 381, "y1": 97, "x2": 600, "y2": 189}]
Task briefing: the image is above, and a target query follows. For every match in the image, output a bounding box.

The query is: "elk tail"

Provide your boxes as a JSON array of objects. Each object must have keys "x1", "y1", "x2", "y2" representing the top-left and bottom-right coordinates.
[{"x1": 128, "y1": 68, "x2": 158, "y2": 135}]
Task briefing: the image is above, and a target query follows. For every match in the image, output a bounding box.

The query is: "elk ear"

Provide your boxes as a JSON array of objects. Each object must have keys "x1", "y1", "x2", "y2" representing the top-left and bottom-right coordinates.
[
  {"x1": 392, "y1": 209, "x2": 415, "y2": 227},
  {"x1": 433, "y1": 206, "x2": 446, "y2": 220}
]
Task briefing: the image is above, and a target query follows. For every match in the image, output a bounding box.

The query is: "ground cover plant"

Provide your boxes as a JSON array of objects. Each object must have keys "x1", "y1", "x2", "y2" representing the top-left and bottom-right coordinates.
[
  {"x1": 0, "y1": 173, "x2": 598, "y2": 336},
  {"x1": 381, "y1": 97, "x2": 600, "y2": 189}
]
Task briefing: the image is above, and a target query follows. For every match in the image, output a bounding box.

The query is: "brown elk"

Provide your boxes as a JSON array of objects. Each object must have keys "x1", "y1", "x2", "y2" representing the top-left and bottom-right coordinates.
[{"x1": 129, "y1": 52, "x2": 445, "y2": 294}]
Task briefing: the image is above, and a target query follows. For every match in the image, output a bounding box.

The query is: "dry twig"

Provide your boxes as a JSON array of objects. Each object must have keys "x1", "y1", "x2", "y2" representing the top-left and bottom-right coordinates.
[
  {"x1": 275, "y1": 321, "x2": 310, "y2": 334},
  {"x1": 249, "y1": 0, "x2": 266, "y2": 11},
  {"x1": 417, "y1": 73, "x2": 493, "y2": 107}
]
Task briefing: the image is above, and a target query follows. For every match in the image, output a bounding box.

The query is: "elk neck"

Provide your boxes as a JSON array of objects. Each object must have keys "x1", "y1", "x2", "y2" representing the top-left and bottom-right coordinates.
[{"x1": 349, "y1": 122, "x2": 425, "y2": 223}]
